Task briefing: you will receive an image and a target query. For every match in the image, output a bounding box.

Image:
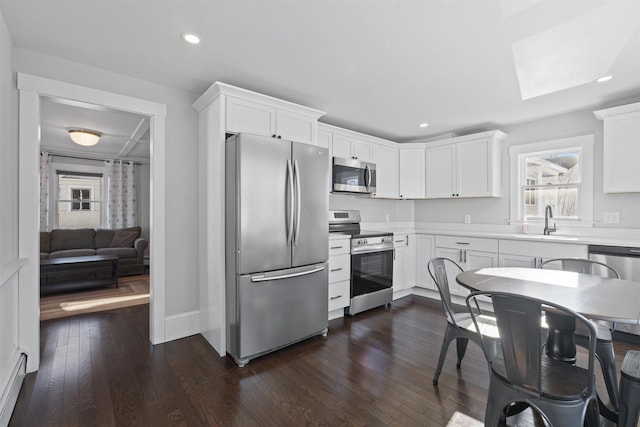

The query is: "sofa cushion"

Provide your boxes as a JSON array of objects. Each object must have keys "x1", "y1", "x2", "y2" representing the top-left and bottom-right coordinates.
[
  {"x1": 49, "y1": 249, "x2": 97, "y2": 258},
  {"x1": 40, "y1": 232, "x2": 51, "y2": 253},
  {"x1": 50, "y1": 229, "x2": 96, "y2": 251},
  {"x1": 97, "y1": 247, "x2": 138, "y2": 259},
  {"x1": 110, "y1": 227, "x2": 141, "y2": 248},
  {"x1": 95, "y1": 229, "x2": 117, "y2": 249}
]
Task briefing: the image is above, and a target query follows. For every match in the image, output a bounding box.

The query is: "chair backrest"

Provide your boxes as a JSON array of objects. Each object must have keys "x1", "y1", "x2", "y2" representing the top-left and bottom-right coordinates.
[
  {"x1": 467, "y1": 291, "x2": 597, "y2": 398},
  {"x1": 428, "y1": 257, "x2": 464, "y2": 325},
  {"x1": 539, "y1": 257, "x2": 620, "y2": 279}
]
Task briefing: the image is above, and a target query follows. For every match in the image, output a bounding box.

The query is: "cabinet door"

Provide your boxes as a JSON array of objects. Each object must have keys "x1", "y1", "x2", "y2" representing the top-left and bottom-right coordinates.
[
  {"x1": 226, "y1": 96, "x2": 276, "y2": 136},
  {"x1": 404, "y1": 235, "x2": 416, "y2": 288},
  {"x1": 351, "y1": 139, "x2": 372, "y2": 162},
  {"x1": 371, "y1": 144, "x2": 399, "y2": 198},
  {"x1": 276, "y1": 110, "x2": 316, "y2": 144},
  {"x1": 331, "y1": 134, "x2": 352, "y2": 159},
  {"x1": 457, "y1": 138, "x2": 493, "y2": 197},
  {"x1": 316, "y1": 128, "x2": 332, "y2": 149},
  {"x1": 393, "y1": 246, "x2": 406, "y2": 293},
  {"x1": 603, "y1": 110, "x2": 640, "y2": 193},
  {"x1": 434, "y1": 247, "x2": 465, "y2": 295},
  {"x1": 425, "y1": 144, "x2": 456, "y2": 198},
  {"x1": 415, "y1": 235, "x2": 435, "y2": 289},
  {"x1": 399, "y1": 147, "x2": 426, "y2": 198},
  {"x1": 499, "y1": 253, "x2": 537, "y2": 268}
]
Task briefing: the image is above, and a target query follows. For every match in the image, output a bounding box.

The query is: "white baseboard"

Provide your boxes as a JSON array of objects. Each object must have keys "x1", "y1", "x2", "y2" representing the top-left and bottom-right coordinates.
[
  {"x1": 165, "y1": 310, "x2": 201, "y2": 342},
  {"x1": 0, "y1": 352, "x2": 26, "y2": 427}
]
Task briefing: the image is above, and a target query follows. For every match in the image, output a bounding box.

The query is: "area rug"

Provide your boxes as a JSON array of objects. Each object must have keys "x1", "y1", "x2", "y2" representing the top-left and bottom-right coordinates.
[
  {"x1": 446, "y1": 411, "x2": 484, "y2": 427},
  {"x1": 40, "y1": 275, "x2": 150, "y2": 321}
]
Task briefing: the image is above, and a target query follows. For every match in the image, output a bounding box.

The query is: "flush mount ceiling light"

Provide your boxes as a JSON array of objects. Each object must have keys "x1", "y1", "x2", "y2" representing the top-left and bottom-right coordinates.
[
  {"x1": 419, "y1": 123, "x2": 429, "y2": 128},
  {"x1": 596, "y1": 75, "x2": 613, "y2": 83},
  {"x1": 182, "y1": 33, "x2": 201, "y2": 44},
  {"x1": 68, "y1": 129, "x2": 101, "y2": 146}
]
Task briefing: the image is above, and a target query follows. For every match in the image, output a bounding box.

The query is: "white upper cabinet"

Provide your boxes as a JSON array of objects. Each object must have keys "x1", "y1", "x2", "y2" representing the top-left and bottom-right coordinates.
[
  {"x1": 370, "y1": 143, "x2": 399, "y2": 198},
  {"x1": 399, "y1": 146, "x2": 426, "y2": 199},
  {"x1": 331, "y1": 132, "x2": 372, "y2": 162},
  {"x1": 227, "y1": 96, "x2": 319, "y2": 144},
  {"x1": 594, "y1": 102, "x2": 640, "y2": 193},
  {"x1": 425, "y1": 130, "x2": 506, "y2": 199}
]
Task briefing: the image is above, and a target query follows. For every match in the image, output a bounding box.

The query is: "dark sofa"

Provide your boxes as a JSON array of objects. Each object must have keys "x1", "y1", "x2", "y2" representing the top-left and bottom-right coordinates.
[{"x1": 40, "y1": 227, "x2": 148, "y2": 285}]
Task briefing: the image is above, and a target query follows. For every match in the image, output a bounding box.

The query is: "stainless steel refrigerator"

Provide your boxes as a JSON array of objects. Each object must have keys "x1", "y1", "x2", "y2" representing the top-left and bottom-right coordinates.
[{"x1": 225, "y1": 133, "x2": 329, "y2": 367}]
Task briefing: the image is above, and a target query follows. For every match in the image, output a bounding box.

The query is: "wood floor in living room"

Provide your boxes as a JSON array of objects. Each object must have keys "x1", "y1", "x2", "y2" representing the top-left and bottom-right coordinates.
[{"x1": 11, "y1": 295, "x2": 638, "y2": 426}]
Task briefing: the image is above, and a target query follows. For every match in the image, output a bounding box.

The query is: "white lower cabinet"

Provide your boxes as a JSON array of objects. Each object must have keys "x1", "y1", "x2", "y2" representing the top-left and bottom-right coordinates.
[
  {"x1": 498, "y1": 240, "x2": 588, "y2": 268},
  {"x1": 414, "y1": 234, "x2": 435, "y2": 290},
  {"x1": 435, "y1": 235, "x2": 498, "y2": 296},
  {"x1": 392, "y1": 234, "x2": 415, "y2": 296},
  {"x1": 328, "y1": 237, "x2": 351, "y2": 318}
]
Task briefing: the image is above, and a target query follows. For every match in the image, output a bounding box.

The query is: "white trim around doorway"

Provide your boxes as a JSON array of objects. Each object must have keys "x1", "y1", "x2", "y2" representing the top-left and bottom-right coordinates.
[{"x1": 17, "y1": 73, "x2": 167, "y2": 372}]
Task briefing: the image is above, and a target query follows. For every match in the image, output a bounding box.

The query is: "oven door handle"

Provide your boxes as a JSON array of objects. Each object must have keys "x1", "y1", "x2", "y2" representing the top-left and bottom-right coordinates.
[{"x1": 352, "y1": 247, "x2": 393, "y2": 255}]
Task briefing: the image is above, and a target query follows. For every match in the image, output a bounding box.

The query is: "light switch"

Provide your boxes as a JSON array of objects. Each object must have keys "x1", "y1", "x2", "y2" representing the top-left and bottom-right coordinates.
[{"x1": 464, "y1": 214, "x2": 471, "y2": 224}]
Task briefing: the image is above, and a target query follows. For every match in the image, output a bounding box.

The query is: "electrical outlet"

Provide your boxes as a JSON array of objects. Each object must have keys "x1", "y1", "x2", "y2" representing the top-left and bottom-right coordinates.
[
  {"x1": 385, "y1": 214, "x2": 390, "y2": 223},
  {"x1": 603, "y1": 211, "x2": 620, "y2": 224},
  {"x1": 464, "y1": 214, "x2": 471, "y2": 224}
]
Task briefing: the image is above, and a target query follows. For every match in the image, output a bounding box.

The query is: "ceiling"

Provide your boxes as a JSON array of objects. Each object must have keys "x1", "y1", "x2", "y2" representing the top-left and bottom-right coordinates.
[{"x1": 1, "y1": 0, "x2": 639, "y2": 152}]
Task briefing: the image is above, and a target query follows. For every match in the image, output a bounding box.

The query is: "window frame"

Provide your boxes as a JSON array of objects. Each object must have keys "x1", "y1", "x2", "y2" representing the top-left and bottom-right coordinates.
[
  {"x1": 49, "y1": 160, "x2": 107, "y2": 229},
  {"x1": 509, "y1": 134, "x2": 594, "y2": 227}
]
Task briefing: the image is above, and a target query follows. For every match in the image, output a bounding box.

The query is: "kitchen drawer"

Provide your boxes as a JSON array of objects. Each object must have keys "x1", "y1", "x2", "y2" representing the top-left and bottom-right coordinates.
[
  {"x1": 329, "y1": 238, "x2": 350, "y2": 256},
  {"x1": 393, "y1": 234, "x2": 409, "y2": 248},
  {"x1": 328, "y1": 280, "x2": 350, "y2": 311},
  {"x1": 436, "y1": 235, "x2": 498, "y2": 253},
  {"x1": 329, "y1": 254, "x2": 350, "y2": 283}
]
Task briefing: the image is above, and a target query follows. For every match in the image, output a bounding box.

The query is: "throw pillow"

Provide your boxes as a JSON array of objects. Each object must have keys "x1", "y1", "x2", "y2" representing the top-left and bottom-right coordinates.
[{"x1": 110, "y1": 230, "x2": 140, "y2": 248}]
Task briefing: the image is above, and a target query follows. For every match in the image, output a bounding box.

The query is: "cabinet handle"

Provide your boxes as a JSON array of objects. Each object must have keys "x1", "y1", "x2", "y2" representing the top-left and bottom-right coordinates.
[
  {"x1": 455, "y1": 242, "x2": 470, "y2": 245},
  {"x1": 272, "y1": 134, "x2": 277, "y2": 138},
  {"x1": 330, "y1": 295, "x2": 343, "y2": 300},
  {"x1": 330, "y1": 246, "x2": 344, "y2": 250},
  {"x1": 330, "y1": 268, "x2": 343, "y2": 272},
  {"x1": 277, "y1": 135, "x2": 282, "y2": 139},
  {"x1": 463, "y1": 250, "x2": 467, "y2": 263}
]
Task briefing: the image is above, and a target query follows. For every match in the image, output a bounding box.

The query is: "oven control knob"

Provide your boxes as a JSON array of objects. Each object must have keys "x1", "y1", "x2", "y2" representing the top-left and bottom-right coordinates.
[{"x1": 356, "y1": 239, "x2": 367, "y2": 245}]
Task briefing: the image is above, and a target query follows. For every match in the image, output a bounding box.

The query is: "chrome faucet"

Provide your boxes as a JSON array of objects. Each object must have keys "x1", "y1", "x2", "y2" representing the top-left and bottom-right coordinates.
[{"x1": 544, "y1": 204, "x2": 557, "y2": 235}]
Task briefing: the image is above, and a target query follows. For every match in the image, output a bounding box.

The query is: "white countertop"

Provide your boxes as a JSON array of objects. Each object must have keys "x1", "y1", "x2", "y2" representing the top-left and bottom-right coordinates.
[{"x1": 381, "y1": 226, "x2": 640, "y2": 247}]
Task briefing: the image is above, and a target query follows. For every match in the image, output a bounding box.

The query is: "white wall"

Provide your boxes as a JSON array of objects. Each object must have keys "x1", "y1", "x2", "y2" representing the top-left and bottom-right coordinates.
[
  {"x1": 14, "y1": 48, "x2": 199, "y2": 317},
  {"x1": 414, "y1": 103, "x2": 640, "y2": 229},
  {"x1": 0, "y1": 6, "x2": 22, "y2": 422}
]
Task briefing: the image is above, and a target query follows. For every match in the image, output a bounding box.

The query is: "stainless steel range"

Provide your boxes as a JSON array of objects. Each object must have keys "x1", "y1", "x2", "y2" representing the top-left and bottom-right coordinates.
[{"x1": 329, "y1": 210, "x2": 394, "y2": 315}]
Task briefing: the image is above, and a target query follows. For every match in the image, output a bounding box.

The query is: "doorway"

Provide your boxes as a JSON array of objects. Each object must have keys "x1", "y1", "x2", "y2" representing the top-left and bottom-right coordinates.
[{"x1": 18, "y1": 73, "x2": 167, "y2": 373}]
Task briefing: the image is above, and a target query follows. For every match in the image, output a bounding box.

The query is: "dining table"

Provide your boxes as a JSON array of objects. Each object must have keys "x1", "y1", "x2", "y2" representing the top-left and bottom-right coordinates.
[{"x1": 456, "y1": 267, "x2": 640, "y2": 422}]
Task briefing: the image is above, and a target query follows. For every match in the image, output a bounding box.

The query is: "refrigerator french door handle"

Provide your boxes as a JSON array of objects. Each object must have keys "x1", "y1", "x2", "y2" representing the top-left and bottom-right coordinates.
[
  {"x1": 293, "y1": 160, "x2": 301, "y2": 245},
  {"x1": 286, "y1": 159, "x2": 294, "y2": 246},
  {"x1": 250, "y1": 265, "x2": 326, "y2": 282}
]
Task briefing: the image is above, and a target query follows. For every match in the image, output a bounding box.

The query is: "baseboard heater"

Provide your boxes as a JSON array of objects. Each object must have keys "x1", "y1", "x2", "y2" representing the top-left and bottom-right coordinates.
[{"x1": 0, "y1": 353, "x2": 27, "y2": 427}]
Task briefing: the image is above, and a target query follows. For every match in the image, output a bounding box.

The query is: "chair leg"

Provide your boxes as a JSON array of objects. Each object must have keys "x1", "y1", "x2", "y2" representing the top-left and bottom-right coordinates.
[
  {"x1": 456, "y1": 337, "x2": 469, "y2": 369},
  {"x1": 433, "y1": 325, "x2": 457, "y2": 385},
  {"x1": 595, "y1": 339, "x2": 620, "y2": 411}
]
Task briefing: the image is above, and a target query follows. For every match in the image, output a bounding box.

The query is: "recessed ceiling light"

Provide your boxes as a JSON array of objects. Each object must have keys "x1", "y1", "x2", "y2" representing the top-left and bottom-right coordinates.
[
  {"x1": 419, "y1": 123, "x2": 429, "y2": 128},
  {"x1": 596, "y1": 75, "x2": 613, "y2": 83},
  {"x1": 182, "y1": 33, "x2": 201, "y2": 44}
]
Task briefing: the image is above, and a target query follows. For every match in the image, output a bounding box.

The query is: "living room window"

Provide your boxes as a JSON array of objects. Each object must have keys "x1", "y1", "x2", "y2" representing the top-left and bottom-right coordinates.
[
  {"x1": 509, "y1": 135, "x2": 594, "y2": 226},
  {"x1": 57, "y1": 172, "x2": 104, "y2": 229}
]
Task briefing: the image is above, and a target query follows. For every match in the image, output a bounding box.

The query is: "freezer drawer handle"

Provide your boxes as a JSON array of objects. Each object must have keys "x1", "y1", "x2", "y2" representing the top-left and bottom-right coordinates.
[{"x1": 251, "y1": 266, "x2": 326, "y2": 282}]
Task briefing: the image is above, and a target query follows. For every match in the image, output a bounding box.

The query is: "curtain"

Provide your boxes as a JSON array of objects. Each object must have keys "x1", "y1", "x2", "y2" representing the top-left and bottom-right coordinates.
[
  {"x1": 40, "y1": 152, "x2": 49, "y2": 230},
  {"x1": 105, "y1": 160, "x2": 137, "y2": 228}
]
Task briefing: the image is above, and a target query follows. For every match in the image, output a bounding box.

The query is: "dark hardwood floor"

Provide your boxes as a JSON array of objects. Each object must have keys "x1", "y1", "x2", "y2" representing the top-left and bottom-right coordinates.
[{"x1": 10, "y1": 295, "x2": 640, "y2": 426}]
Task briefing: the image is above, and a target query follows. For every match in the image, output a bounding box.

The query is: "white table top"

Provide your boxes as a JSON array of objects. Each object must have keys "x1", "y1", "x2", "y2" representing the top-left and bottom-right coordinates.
[{"x1": 457, "y1": 267, "x2": 640, "y2": 325}]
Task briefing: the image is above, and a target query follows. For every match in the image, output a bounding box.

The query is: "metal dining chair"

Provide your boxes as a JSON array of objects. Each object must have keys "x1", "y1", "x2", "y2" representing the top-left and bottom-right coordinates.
[
  {"x1": 467, "y1": 291, "x2": 600, "y2": 427},
  {"x1": 428, "y1": 257, "x2": 499, "y2": 385},
  {"x1": 539, "y1": 257, "x2": 621, "y2": 419}
]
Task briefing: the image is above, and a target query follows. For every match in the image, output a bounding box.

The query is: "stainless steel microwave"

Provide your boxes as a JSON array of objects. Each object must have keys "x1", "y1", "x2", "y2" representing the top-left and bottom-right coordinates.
[{"x1": 332, "y1": 157, "x2": 376, "y2": 194}]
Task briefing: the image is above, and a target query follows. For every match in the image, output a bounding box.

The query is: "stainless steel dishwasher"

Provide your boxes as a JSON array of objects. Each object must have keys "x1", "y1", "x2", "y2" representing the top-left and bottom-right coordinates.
[{"x1": 589, "y1": 245, "x2": 640, "y2": 337}]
